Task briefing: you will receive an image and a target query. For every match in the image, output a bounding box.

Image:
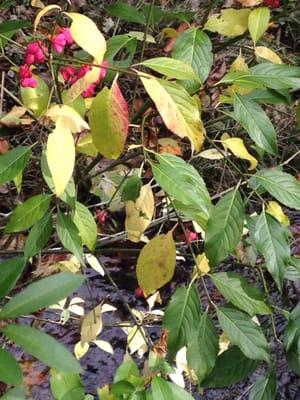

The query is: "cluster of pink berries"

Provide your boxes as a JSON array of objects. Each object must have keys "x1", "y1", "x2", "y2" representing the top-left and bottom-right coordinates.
[{"x1": 19, "y1": 26, "x2": 108, "y2": 98}]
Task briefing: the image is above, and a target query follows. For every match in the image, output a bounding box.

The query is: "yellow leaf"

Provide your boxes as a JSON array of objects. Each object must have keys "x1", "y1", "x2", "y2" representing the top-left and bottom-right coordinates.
[
  {"x1": 236, "y1": 0, "x2": 263, "y2": 6},
  {"x1": 195, "y1": 253, "x2": 210, "y2": 276},
  {"x1": 218, "y1": 332, "x2": 230, "y2": 355},
  {"x1": 81, "y1": 304, "x2": 102, "y2": 345},
  {"x1": 67, "y1": 66, "x2": 99, "y2": 103},
  {"x1": 204, "y1": 9, "x2": 250, "y2": 37},
  {"x1": 255, "y1": 46, "x2": 282, "y2": 64},
  {"x1": 34, "y1": 4, "x2": 61, "y2": 31},
  {"x1": 136, "y1": 232, "x2": 176, "y2": 297},
  {"x1": 31, "y1": 0, "x2": 45, "y2": 8},
  {"x1": 123, "y1": 325, "x2": 148, "y2": 357},
  {"x1": 248, "y1": 7, "x2": 270, "y2": 45},
  {"x1": 221, "y1": 137, "x2": 258, "y2": 170},
  {"x1": 76, "y1": 133, "x2": 98, "y2": 157},
  {"x1": 125, "y1": 184, "x2": 154, "y2": 243},
  {"x1": 65, "y1": 13, "x2": 106, "y2": 64},
  {"x1": 46, "y1": 104, "x2": 89, "y2": 134},
  {"x1": 198, "y1": 148, "x2": 225, "y2": 160},
  {"x1": 46, "y1": 118, "x2": 75, "y2": 196},
  {"x1": 230, "y1": 55, "x2": 249, "y2": 73},
  {"x1": 139, "y1": 74, "x2": 205, "y2": 152},
  {"x1": 93, "y1": 340, "x2": 114, "y2": 354},
  {"x1": 162, "y1": 27, "x2": 179, "y2": 39},
  {"x1": 74, "y1": 341, "x2": 89, "y2": 360},
  {"x1": 266, "y1": 201, "x2": 290, "y2": 227},
  {"x1": 128, "y1": 31, "x2": 156, "y2": 43},
  {"x1": 0, "y1": 106, "x2": 28, "y2": 127}
]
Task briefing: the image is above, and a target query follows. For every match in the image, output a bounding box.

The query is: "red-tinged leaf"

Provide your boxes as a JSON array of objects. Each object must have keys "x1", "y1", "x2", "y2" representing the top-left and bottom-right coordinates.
[{"x1": 89, "y1": 80, "x2": 129, "y2": 159}]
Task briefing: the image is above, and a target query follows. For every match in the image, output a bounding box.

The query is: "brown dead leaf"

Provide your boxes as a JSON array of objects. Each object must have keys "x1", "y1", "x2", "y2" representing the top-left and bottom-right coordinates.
[
  {"x1": 21, "y1": 360, "x2": 47, "y2": 388},
  {"x1": 164, "y1": 22, "x2": 189, "y2": 53},
  {"x1": 0, "y1": 139, "x2": 9, "y2": 155},
  {"x1": 158, "y1": 138, "x2": 182, "y2": 156},
  {"x1": 0, "y1": 106, "x2": 33, "y2": 127},
  {"x1": 236, "y1": 0, "x2": 262, "y2": 6}
]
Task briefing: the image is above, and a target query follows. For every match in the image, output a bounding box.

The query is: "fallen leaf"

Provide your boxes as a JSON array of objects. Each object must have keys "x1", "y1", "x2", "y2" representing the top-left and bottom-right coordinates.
[
  {"x1": 204, "y1": 9, "x2": 250, "y2": 37},
  {"x1": 136, "y1": 232, "x2": 176, "y2": 296},
  {"x1": 93, "y1": 340, "x2": 114, "y2": 354},
  {"x1": 255, "y1": 46, "x2": 282, "y2": 64},
  {"x1": 0, "y1": 106, "x2": 31, "y2": 127},
  {"x1": 74, "y1": 341, "x2": 89, "y2": 360},
  {"x1": 236, "y1": 0, "x2": 263, "y2": 6},
  {"x1": 221, "y1": 136, "x2": 258, "y2": 170},
  {"x1": 0, "y1": 139, "x2": 9, "y2": 154},
  {"x1": 197, "y1": 148, "x2": 225, "y2": 160},
  {"x1": 31, "y1": 0, "x2": 45, "y2": 8},
  {"x1": 158, "y1": 138, "x2": 182, "y2": 156},
  {"x1": 266, "y1": 201, "x2": 290, "y2": 227},
  {"x1": 125, "y1": 184, "x2": 154, "y2": 243}
]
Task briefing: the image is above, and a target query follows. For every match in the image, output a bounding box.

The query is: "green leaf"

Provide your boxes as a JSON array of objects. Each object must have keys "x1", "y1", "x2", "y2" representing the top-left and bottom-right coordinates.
[
  {"x1": 0, "y1": 20, "x2": 31, "y2": 47},
  {"x1": 0, "y1": 272, "x2": 85, "y2": 319},
  {"x1": 2, "y1": 324, "x2": 82, "y2": 373},
  {"x1": 151, "y1": 377, "x2": 194, "y2": 400},
  {"x1": 20, "y1": 75, "x2": 50, "y2": 118},
  {"x1": 50, "y1": 369, "x2": 84, "y2": 400},
  {"x1": 140, "y1": 57, "x2": 198, "y2": 81},
  {"x1": 285, "y1": 257, "x2": 300, "y2": 282},
  {"x1": 106, "y1": 0, "x2": 146, "y2": 24},
  {"x1": 247, "y1": 89, "x2": 291, "y2": 105},
  {"x1": 5, "y1": 194, "x2": 52, "y2": 233},
  {"x1": 249, "y1": 370, "x2": 277, "y2": 400},
  {"x1": 205, "y1": 187, "x2": 245, "y2": 266},
  {"x1": 219, "y1": 64, "x2": 300, "y2": 90},
  {"x1": 172, "y1": 28, "x2": 213, "y2": 91},
  {"x1": 187, "y1": 311, "x2": 218, "y2": 384},
  {"x1": 24, "y1": 212, "x2": 52, "y2": 259},
  {"x1": 121, "y1": 175, "x2": 142, "y2": 202},
  {"x1": 252, "y1": 211, "x2": 290, "y2": 291},
  {"x1": 0, "y1": 386, "x2": 25, "y2": 400},
  {"x1": 286, "y1": 336, "x2": 300, "y2": 375},
  {"x1": 163, "y1": 283, "x2": 201, "y2": 361},
  {"x1": 0, "y1": 348, "x2": 22, "y2": 385},
  {"x1": 151, "y1": 153, "x2": 211, "y2": 228},
  {"x1": 216, "y1": 305, "x2": 270, "y2": 362},
  {"x1": 56, "y1": 211, "x2": 84, "y2": 264},
  {"x1": 202, "y1": 346, "x2": 258, "y2": 388},
  {"x1": 233, "y1": 94, "x2": 277, "y2": 155},
  {"x1": 73, "y1": 201, "x2": 97, "y2": 252},
  {"x1": 114, "y1": 359, "x2": 140, "y2": 383},
  {"x1": 89, "y1": 81, "x2": 129, "y2": 160},
  {"x1": 211, "y1": 272, "x2": 271, "y2": 315},
  {"x1": 0, "y1": 146, "x2": 31, "y2": 185},
  {"x1": 0, "y1": 257, "x2": 26, "y2": 300},
  {"x1": 250, "y1": 168, "x2": 300, "y2": 211},
  {"x1": 41, "y1": 151, "x2": 76, "y2": 209},
  {"x1": 284, "y1": 304, "x2": 300, "y2": 352},
  {"x1": 248, "y1": 7, "x2": 270, "y2": 45},
  {"x1": 111, "y1": 381, "x2": 135, "y2": 396}
]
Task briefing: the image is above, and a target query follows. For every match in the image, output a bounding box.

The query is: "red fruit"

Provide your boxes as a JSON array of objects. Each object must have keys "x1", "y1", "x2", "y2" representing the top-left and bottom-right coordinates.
[
  {"x1": 95, "y1": 209, "x2": 109, "y2": 225},
  {"x1": 134, "y1": 287, "x2": 145, "y2": 298},
  {"x1": 263, "y1": 0, "x2": 280, "y2": 8}
]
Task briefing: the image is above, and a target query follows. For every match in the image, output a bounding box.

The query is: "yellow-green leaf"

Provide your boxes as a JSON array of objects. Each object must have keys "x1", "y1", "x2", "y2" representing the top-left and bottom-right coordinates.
[
  {"x1": 255, "y1": 46, "x2": 282, "y2": 64},
  {"x1": 80, "y1": 304, "x2": 102, "y2": 345},
  {"x1": 230, "y1": 55, "x2": 249, "y2": 73},
  {"x1": 248, "y1": 7, "x2": 270, "y2": 45},
  {"x1": 204, "y1": 9, "x2": 250, "y2": 37},
  {"x1": 136, "y1": 232, "x2": 176, "y2": 297},
  {"x1": 46, "y1": 105, "x2": 89, "y2": 134},
  {"x1": 89, "y1": 80, "x2": 129, "y2": 159},
  {"x1": 221, "y1": 137, "x2": 258, "y2": 170},
  {"x1": 266, "y1": 201, "x2": 290, "y2": 227},
  {"x1": 76, "y1": 133, "x2": 98, "y2": 157},
  {"x1": 139, "y1": 74, "x2": 204, "y2": 152},
  {"x1": 46, "y1": 119, "x2": 75, "y2": 197},
  {"x1": 195, "y1": 253, "x2": 210, "y2": 276},
  {"x1": 125, "y1": 184, "x2": 154, "y2": 243},
  {"x1": 20, "y1": 75, "x2": 50, "y2": 118},
  {"x1": 65, "y1": 13, "x2": 106, "y2": 64}
]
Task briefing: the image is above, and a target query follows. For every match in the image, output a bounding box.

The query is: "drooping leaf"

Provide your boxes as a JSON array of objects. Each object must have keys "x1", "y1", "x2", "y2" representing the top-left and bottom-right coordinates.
[
  {"x1": 0, "y1": 272, "x2": 84, "y2": 319},
  {"x1": 205, "y1": 187, "x2": 245, "y2": 266},
  {"x1": 0, "y1": 146, "x2": 31, "y2": 185},
  {"x1": 125, "y1": 184, "x2": 154, "y2": 242},
  {"x1": 140, "y1": 57, "x2": 198, "y2": 81},
  {"x1": 46, "y1": 118, "x2": 75, "y2": 197},
  {"x1": 0, "y1": 348, "x2": 22, "y2": 385},
  {"x1": 56, "y1": 211, "x2": 84, "y2": 264},
  {"x1": 73, "y1": 201, "x2": 97, "y2": 252},
  {"x1": 255, "y1": 46, "x2": 282, "y2": 64},
  {"x1": 216, "y1": 305, "x2": 270, "y2": 362},
  {"x1": 0, "y1": 257, "x2": 26, "y2": 300},
  {"x1": 233, "y1": 94, "x2": 277, "y2": 155},
  {"x1": 20, "y1": 75, "x2": 50, "y2": 118},
  {"x1": 89, "y1": 80, "x2": 129, "y2": 159},
  {"x1": 65, "y1": 13, "x2": 106, "y2": 64},
  {"x1": 266, "y1": 201, "x2": 290, "y2": 227},
  {"x1": 163, "y1": 284, "x2": 201, "y2": 361},
  {"x1": 2, "y1": 324, "x2": 82, "y2": 372},
  {"x1": 252, "y1": 211, "x2": 290, "y2": 291},
  {"x1": 140, "y1": 75, "x2": 205, "y2": 152},
  {"x1": 151, "y1": 377, "x2": 194, "y2": 400},
  {"x1": 50, "y1": 369, "x2": 84, "y2": 400},
  {"x1": 151, "y1": 153, "x2": 211, "y2": 228},
  {"x1": 248, "y1": 7, "x2": 270, "y2": 45},
  {"x1": 172, "y1": 28, "x2": 213, "y2": 91},
  {"x1": 202, "y1": 346, "x2": 258, "y2": 388},
  {"x1": 250, "y1": 168, "x2": 300, "y2": 211},
  {"x1": 187, "y1": 311, "x2": 219, "y2": 384},
  {"x1": 24, "y1": 212, "x2": 52, "y2": 259},
  {"x1": 221, "y1": 137, "x2": 258, "y2": 170},
  {"x1": 33, "y1": 4, "x2": 61, "y2": 31},
  {"x1": 121, "y1": 175, "x2": 142, "y2": 202},
  {"x1": 81, "y1": 304, "x2": 102, "y2": 344},
  {"x1": 204, "y1": 9, "x2": 250, "y2": 37},
  {"x1": 211, "y1": 272, "x2": 271, "y2": 315},
  {"x1": 249, "y1": 370, "x2": 277, "y2": 400},
  {"x1": 136, "y1": 232, "x2": 176, "y2": 297},
  {"x1": 5, "y1": 194, "x2": 52, "y2": 233}
]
